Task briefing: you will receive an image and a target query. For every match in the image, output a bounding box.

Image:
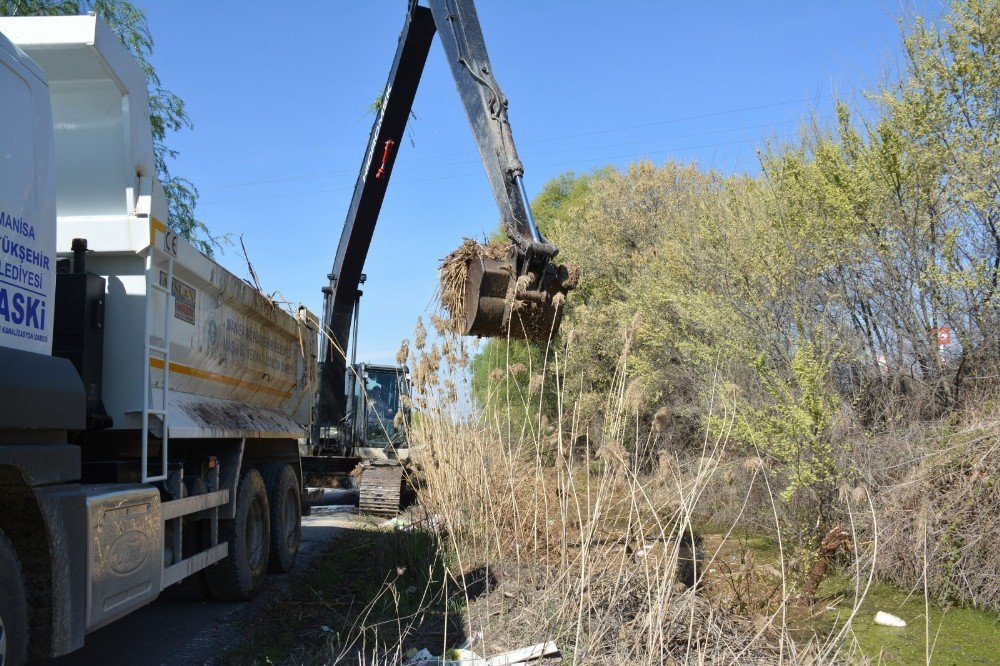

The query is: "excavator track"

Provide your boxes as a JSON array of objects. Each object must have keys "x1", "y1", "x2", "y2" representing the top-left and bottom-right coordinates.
[{"x1": 358, "y1": 461, "x2": 405, "y2": 516}]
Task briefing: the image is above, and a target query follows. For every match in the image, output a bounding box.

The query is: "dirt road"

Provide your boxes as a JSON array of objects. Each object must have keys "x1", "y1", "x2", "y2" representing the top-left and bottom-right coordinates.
[{"x1": 40, "y1": 491, "x2": 359, "y2": 666}]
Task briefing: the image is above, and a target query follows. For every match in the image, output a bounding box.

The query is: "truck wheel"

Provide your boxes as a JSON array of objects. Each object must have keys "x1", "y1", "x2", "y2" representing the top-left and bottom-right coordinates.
[
  {"x1": 0, "y1": 529, "x2": 28, "y2": 666},
  {"x1": 262, "y1": 463, "x2": 301, "y2": 573},
  {"x1": 205, "y1": 468, "x2": 270, "y2": 600}
]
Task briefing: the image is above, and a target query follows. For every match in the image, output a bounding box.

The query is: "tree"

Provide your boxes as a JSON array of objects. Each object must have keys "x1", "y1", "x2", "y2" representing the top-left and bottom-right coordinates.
[
  {"x1": 460, "y1": 0, "x2": 1000, "y2": 604},
  {"x1": 0, "y1": 0, "x2": 221, "y2": 255}
]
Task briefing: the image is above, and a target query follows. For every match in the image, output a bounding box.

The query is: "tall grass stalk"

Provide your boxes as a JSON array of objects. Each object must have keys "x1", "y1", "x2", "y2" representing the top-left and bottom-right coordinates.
[{"x1": 393, "y1": 324, "x2": 880, "y2": 664}]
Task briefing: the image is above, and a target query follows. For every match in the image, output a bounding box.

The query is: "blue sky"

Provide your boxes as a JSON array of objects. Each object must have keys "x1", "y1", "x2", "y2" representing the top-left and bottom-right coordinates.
[{"x1": 142, "y1": 0, "x2": 941, "y2": 364}]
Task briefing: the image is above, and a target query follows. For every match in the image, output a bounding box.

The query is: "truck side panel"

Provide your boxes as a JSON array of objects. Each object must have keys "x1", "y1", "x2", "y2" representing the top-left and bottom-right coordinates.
[{"x1": 0, "y1": 32, "x2": 56, "y2": 356}]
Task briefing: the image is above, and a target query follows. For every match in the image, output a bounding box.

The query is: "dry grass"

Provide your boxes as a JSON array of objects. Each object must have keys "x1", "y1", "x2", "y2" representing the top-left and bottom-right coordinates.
[
  {"x1": 857, "y1": 413, "x2": 1000, "y2": 612},
  {"x1": 391, "y1": 326, "x2": 886, "y2": 665}
]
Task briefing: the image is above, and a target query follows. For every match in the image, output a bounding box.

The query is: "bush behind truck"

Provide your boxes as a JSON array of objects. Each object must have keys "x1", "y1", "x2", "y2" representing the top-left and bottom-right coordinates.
[{"x1": 0, "y1": 16, "x2": 317, "y2": 664}]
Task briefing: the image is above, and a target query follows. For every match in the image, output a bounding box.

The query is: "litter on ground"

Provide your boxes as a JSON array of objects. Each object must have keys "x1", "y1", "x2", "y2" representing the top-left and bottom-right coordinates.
[
  {"x1": 873, "y1": 611, "x2": 907, "y2": 627},
  {"x1": 406, "y1": 642, "x2": 559, "y2": 666}
]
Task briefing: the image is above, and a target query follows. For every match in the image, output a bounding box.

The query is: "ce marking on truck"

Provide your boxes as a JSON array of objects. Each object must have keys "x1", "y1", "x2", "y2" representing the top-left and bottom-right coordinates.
[{"x1": 163, "y1": 229, "x2": 179, "y2": 257}]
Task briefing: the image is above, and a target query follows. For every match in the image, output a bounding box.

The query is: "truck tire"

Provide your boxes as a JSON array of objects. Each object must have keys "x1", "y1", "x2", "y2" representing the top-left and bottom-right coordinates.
[
  {"x1": 262, "y1": 463, "x2": 300, "y2": 573},
  {"x1": 205, "y1": 468, "x2": 270, "y2": 600},
  {"x1": 0, "y1": 529, "x2": 28, "y2": 666}
]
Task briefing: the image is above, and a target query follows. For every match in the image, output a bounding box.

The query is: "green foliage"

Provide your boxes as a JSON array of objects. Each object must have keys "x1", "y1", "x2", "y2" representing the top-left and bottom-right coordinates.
[
  {"x1": 730, "y1": 344, "x2": 841, "y2": 504},
  {"x1": 468, "y1": 0, "x2": 1000, "y2": 584},
  {"x1": 470, "y1": 338, "x2": 551, "y2": 437},
  {"x1": 0, "y1": 0, "x2": 221, "y2": 255},
  {"x1": 534, "y1": 0, "x2": 1000, "y2": 432}
]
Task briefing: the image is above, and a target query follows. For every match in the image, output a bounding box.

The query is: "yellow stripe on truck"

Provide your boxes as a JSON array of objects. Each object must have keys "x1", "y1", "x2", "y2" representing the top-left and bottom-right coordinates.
[
  {"x1": 149, "y1": 357, "x2": 293, "y2": 399},
  {"x1": 149, "y1": 217, "x2": 167, "y2": 247}
]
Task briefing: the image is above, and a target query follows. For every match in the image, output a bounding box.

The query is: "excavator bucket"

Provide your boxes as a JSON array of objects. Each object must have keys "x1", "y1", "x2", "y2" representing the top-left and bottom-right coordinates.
[
  {"x1": 442, "y1": 241, "x2": 577, "y2": 343},
  {"x1": 463, "y1": 255, "x2": 562, "y2": 341}
]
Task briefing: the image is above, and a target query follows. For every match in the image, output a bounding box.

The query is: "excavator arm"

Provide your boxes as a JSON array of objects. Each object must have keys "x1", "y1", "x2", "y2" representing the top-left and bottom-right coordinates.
[
  {"x1": 427, "y1": 0, "x2": 553, "y2": 257},
  {"x1": 317, "y1": 0, "x2": 575, "y2": 427}
]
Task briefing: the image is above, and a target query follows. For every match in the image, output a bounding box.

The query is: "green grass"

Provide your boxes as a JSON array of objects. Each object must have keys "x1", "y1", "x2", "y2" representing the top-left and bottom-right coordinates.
[
  {"x1": 310, "y1": 527, "x2": 460, "y2": 652},
  {"x1": 698, "y1": 524, "x2": 999, "y2": 663},
  {"x1": 225, "y1": 524, "x2": 464, "y2": 665},
  {"x1": 697, "y1": 524, "x2": 782, "y2": 561},
  {"x1": 812, "y1": 575, "x2": 1000, "y2": 664}
]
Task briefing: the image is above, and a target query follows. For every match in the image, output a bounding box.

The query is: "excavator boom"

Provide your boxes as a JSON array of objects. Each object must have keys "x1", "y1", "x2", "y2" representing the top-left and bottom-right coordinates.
[{"x1": 317, "y1": 0, "x2": 575, "y2": 427}]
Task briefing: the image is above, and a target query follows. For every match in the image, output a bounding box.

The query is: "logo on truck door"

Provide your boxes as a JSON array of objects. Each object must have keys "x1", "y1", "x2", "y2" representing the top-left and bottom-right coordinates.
[{"x1": 0, "y1": 201, "x2": 55, "y2": 354}]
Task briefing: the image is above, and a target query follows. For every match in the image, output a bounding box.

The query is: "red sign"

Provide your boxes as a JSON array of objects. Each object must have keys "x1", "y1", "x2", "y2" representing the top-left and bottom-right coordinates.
[{"x1": 934, "y1": 326, "x2": 952, "y2": 346}]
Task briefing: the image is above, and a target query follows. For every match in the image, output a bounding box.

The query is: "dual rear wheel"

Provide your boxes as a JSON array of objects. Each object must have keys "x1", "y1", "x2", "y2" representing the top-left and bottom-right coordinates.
[{"x1": 203, "y1": 463, "x2": 301, "y2": 601}]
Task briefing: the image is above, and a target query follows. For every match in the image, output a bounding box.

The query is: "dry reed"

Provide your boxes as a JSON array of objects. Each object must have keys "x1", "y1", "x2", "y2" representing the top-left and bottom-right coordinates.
[
  {"x1": 863, "y1": 419, "x2": 1000, "y2": 611},
  {"x1": 301, "y1": 312, "x2": 891, "y2": 665},
  {"x1": 391, "y1": 323, "x2": 882, "y2": 665}
]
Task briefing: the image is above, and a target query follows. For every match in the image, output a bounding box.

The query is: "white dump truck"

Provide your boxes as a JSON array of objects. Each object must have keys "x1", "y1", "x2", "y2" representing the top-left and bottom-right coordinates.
[{"x1": 0, "y1": 15, "x2": 316, "y2": 663}]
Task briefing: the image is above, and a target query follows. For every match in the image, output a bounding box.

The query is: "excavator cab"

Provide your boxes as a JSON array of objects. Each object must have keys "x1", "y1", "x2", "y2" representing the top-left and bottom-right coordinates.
[{"x1": 346, "y1": 363, "x2": 411, "y2": 458}]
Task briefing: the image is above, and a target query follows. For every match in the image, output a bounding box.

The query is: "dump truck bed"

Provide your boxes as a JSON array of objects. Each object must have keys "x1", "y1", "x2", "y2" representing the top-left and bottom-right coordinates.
[{"x1": 90, "y1": 219, "x2": 317, "y2": 439}]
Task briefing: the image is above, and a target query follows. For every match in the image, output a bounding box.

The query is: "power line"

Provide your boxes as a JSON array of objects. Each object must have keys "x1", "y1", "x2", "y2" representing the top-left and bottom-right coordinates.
[
  {"x1": 199, "y1": 132, "x2": 796, "y2": 207},
  {"x1": 201, "y1": 168, "x2": 355, "y2": 192},
  {"x1": 202, "y1": 94, "x2": 834, "y2": 192},
  {"x1": 386, "y1": 119, "x2": 806, "y2": 173},
  {"x1": 516, "y1": 93, "x2": 832, "y2": 145},
  {"x1": 399, "y1": 135, "x2": 791, "y2": 185},
  {"x1": 199, "y1": 119, "x2": 754, "y2": 194}
]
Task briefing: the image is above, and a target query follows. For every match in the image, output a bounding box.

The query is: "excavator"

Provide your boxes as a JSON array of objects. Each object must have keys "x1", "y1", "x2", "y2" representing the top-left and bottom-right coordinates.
[{"x1": 301, "y1": 0, "x2": 576, "y2": 514}]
